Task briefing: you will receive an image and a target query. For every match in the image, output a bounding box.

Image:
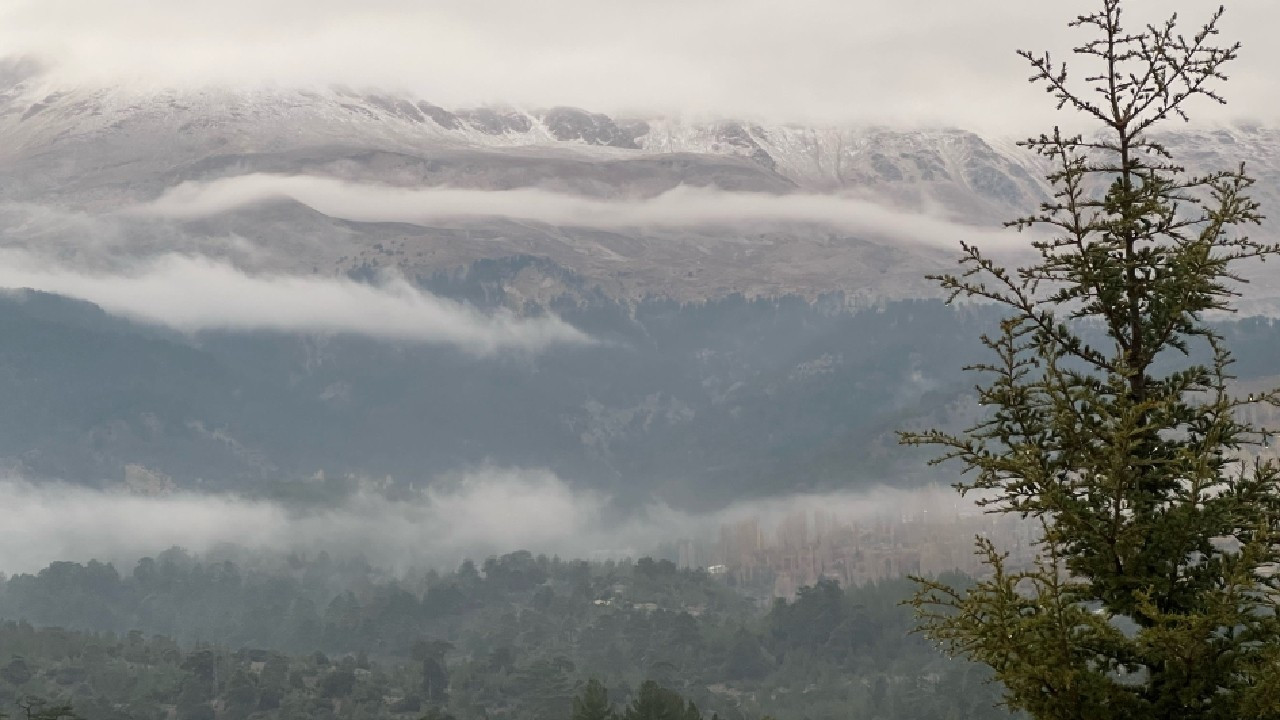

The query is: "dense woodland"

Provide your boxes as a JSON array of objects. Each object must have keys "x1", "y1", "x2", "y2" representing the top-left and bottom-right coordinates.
[
  {"x1": 0, "y1": 282, "x2": 1006, "y2": 504},
  {"x1": 5, "y1": 280, "x2": 1277, "y2": 508},
  {"x1": 0, "y1": 549, "x2": 1002, "y2": 720}
]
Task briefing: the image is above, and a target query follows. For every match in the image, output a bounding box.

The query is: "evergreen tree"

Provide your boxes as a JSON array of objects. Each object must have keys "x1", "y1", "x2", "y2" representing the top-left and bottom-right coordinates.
[
  {"x1": 572, "y1": 678, "x2": 615, "y2": 720},
  {"x1": 623, "y1": 681, "x2": 688, "y2": 720},
  {"x1": 223, "y1": 669, "x2": 259, "y2": 720},
  {"x1": 412, "y1": 639, "x2": 453, "y2": 703},
  {"x1": 902, "y1": 1, "x2": 1280, "y2": 718}
]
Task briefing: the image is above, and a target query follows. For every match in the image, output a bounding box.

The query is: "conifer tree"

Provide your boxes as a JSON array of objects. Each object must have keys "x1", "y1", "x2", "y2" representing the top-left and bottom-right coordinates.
[
  {"x1": 901, "y1": 1, "x2": 1280, "y2": 718},
  {"x1": 623, "y1": 681, "x2": 699, "y2": 720},
  {"x1": 572, "y1": 678, "x2": 616, "y2": 720}
]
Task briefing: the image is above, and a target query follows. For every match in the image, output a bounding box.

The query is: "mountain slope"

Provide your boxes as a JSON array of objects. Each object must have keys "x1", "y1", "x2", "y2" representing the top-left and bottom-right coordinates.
[{"x1": 4, "y1": 66, "x2": 1279, "y2": 305}]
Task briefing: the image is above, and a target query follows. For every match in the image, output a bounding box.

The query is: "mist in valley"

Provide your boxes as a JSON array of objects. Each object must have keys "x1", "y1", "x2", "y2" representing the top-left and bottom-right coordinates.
[{"x1": 0, "y1": 471, "x2": 979, "y2": 578}]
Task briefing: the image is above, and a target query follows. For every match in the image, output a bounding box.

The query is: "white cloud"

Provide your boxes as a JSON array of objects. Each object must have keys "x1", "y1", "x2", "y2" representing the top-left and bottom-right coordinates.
[
  {"x1": 0, "y1": 252, "x2": 592, "y2": 354},
  {"x1": 0, "y1": 472, "x2": 983, "y2": 576},
  {"x1": 135, "y1": 174, "x2": 1027, "y2": 250},
  {"x1": 0, "y1": 480, "x2": 287, "y2": 575},
  {"x1": 0, "y1": 0, "x2": 1275, "y2": 131}
]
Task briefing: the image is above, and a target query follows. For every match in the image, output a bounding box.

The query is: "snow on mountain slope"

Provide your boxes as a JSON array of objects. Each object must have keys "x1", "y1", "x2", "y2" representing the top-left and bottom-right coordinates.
[
  {"x1": 2, "y1": 64, "x2": 1278, "y2": 305},
  {"x1": 0, "y1": 69, "x2": 1049, "y2": 211},
  {"x1": 8, "y1": 75, "x2": 1275, "y2": 220}
]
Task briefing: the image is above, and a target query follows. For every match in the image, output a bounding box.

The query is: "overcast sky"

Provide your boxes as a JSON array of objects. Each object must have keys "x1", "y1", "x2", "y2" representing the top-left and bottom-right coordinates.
[{"x1": 1, "y1": 0, "x2": 1275, "y2": 130}]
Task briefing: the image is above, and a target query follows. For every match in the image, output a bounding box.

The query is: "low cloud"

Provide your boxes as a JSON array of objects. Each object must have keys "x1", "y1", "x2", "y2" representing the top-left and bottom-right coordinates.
[
  {"x1": 0, "y1": 252, "x2": 592, "y2": 354},
  {"x1": 0, "y1": 472, "x2": 985, "y2": 577},
  {"x1": 136, "y1": 174, "x2": 1025, "y2": 251},
  {"x1": 1, "y1": 0, "x2": 1274, "y2": 131}
]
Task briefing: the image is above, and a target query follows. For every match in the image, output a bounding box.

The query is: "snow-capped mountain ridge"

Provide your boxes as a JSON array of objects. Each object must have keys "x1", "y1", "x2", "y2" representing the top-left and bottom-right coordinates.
[
  {"x1": 0, "y1": 76, "x2": 1047, "y2": 206},
  {"x1": 6, "y1": 73, "x2": 1276, "y2": 210},
  {"x1": 2, "y1": 68, "x2": 1279, "y2": 306}
]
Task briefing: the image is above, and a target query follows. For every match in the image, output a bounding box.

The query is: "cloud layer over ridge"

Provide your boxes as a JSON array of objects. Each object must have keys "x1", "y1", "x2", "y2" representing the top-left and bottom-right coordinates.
[
  {"x1": 0, "y1": 472, "x2": 980, "y2": 576},
  {"x1": 136, "y1": 174, "x2": 1025, "y2": 250},
  {"x1": 0, "y1": 252, "x2": 592, "y2": 354}
]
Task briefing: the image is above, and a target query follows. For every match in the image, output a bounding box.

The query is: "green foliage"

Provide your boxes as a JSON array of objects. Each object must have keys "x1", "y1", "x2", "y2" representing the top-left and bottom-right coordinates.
[
  {"x1": 623, "y1": 680, "x2": 699, "y2": 720},
  {"x1": 16, "y1": 700, "x2": 79, "y2": 720},
  {"x1": 572, "y1": 678, "x2": 614, "y2": 720},
  {"x1": 902, "y1": 2, "x2": 1280, "y2": 718},
  {"x1": 572, "y1": 680, "x2": 723, "y2": 720},
  {"x1": 0, "y1": 556, "x2": 1001, "y2": 720}
]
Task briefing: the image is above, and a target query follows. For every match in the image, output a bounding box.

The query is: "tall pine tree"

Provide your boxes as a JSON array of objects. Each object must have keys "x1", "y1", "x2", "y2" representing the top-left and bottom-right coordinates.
[
  {"x1": 572, "y1": 679, "x2": 615, "y2": 720},
  {"x1": 902, "y1": 1, "x2": 1280, "y2": 718}
]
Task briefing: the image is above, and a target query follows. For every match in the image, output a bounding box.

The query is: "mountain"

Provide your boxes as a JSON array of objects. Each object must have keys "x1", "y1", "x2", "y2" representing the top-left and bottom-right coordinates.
[
  {"x1": 4, "y1": 64, "x2": 1278, "y2": 305},
  {"x1": 3, "y1": 284, "x2": 1277, "y2": 503},
  {"x1": 0, "y1": 287, "x2": 1002, "y2": 503},
  {"x1": 2, "y1": 64, "x2": 1279, "y2": 501}
]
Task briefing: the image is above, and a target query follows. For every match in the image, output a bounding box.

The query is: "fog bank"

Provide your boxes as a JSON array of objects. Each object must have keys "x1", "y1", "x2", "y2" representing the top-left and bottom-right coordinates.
[
  {"x1": 0, "y1": 252, "x2": 592, "y2": 355},
  {"x1": 137, "y1": 174, "x2": 1024, "y2": 250},
  {"x1": 0, "y1": 473, "x2": 981, "y2": 576}
]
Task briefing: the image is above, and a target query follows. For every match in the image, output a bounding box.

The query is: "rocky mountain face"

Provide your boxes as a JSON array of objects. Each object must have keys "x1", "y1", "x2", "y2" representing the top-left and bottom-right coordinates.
[{"x1": 5, "y1": 63, "x2": 1277, "y2": 305}]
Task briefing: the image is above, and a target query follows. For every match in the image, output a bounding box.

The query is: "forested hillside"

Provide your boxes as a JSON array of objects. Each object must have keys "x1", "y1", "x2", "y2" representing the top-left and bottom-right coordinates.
[
  {"x1": 0, "y1": 285, "x2": 1003, "y2": 505},
  {"x1": 5, "y1": 280, "x2": 1279, "y2": 508},
  {"x1": 0, "y1": 550, "x2": 1001, "y2": 720}
]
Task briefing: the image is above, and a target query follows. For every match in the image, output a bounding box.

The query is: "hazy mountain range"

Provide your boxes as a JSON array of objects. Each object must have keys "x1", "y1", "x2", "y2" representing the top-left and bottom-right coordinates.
[
  {"x1": 2, "y1": 59, "x2": 1278, "y2": 511},
  {"x1": 4, "y1": 59, "x2": 1279, "y2": 306}
]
